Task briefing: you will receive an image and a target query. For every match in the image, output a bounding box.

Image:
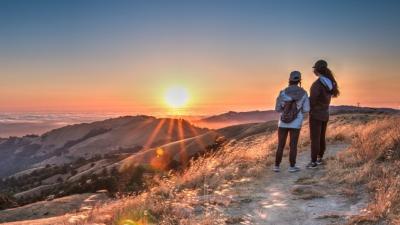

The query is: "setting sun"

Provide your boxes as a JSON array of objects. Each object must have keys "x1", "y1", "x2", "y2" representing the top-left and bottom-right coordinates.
[{"x1": 164, "y1": 86, "x2": 189, "y2": 108}]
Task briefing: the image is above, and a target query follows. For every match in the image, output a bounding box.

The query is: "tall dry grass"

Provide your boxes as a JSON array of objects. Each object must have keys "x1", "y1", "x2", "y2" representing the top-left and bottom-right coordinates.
[{"x1": 326, "y1": 116, "x2": 400, "y2": 225}]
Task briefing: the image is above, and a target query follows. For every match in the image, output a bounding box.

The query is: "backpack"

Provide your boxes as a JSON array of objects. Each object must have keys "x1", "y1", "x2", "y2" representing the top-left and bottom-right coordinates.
[{"x1": 280, "y1": 100, "x2": 300, "y2": 123}]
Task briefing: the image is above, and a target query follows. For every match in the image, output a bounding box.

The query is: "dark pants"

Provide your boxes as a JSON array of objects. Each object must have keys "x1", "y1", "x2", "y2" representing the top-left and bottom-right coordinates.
[
  {"x1": 275, "y1": 127, "x2": 300, "y2": 167},
  {"x1": 309, "y1": 118, "x2": 328, "y2": 163}
]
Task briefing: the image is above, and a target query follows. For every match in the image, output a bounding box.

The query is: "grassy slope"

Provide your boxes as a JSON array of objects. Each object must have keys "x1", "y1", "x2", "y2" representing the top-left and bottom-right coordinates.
[
  {"x1": 325, "y1": 116, "x2": 400, "y2": 225},
  {"x1": 107, "y1": 113, "x2": 399, "y2": 225},
  {"x1": 3, "y1": 113, "x2": 399, "y2": 225}
]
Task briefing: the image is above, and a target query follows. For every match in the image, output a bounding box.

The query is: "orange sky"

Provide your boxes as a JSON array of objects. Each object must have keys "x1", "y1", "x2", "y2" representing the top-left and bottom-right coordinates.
[
  {"x1": 2, "y1": 57, "x2": 399, "y2": 115},
  {"x1": 1, "y1": 1, "x2": 400, "y2": 115}
]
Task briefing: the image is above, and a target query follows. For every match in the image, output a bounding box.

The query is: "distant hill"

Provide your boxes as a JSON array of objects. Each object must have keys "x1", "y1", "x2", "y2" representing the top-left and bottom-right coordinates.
[
  {"x1": 330, "y1": 105, "x2": 400, "y2": 115},
  {"x1": 195, "y1": 105, "x2": 400, "y2": 128},
  {"x1": 0, "y1": 115, "x2": 207, "y2": 178},
  {"x1": 194, "y1": 110, "x2": 279, "y2": 128}
]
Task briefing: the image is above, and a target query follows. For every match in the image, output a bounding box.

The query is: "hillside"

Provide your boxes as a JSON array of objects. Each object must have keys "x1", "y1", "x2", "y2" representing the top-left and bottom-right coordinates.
[
  {"x1": 1, "y1": 112, "x2": 396, "y2": 225},
  {"x1": 1, "y1": 109, "x2": 399, "y2": 224},
  {"x1": 0, "y1": 116, "x2": 212, "y2": 209},
  {"x1": 0, "y1": 114, "x2": 278, "y2": 214},
  {"x1": 0, "y1": 115, "x2": 207, "y2": 179}
]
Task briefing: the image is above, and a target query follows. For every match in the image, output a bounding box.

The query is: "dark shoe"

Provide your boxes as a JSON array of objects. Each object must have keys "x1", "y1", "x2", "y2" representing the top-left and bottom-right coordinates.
[
  {"x1": 272, "y1": 166, "x2": 280, "y2": 172},
  {"x1": 316, "y1": 158, "x2": 323, "y2": 165},
  {"x1": 306, "y1": 162, "x2": 318, "y2": 169},
  {"x1": 288, "y1": 166, "x2": 300, "y2": 173}
]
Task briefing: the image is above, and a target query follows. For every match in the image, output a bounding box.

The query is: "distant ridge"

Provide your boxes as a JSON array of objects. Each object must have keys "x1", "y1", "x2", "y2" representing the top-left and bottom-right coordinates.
[
  {"x1": 196, "y1": 105, "x2": 399, "y2": 128},
  {"x1": 193, "y1": 110, "x2": 279, "y2": 129},
  {"x1": 330, "y1": 105, "x2": 400, "y2": 114}
]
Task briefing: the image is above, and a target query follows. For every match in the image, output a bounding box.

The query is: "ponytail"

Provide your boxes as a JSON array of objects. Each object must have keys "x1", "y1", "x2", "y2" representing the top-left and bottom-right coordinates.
[{"x1": 316, "y1": 67, "x2": 340, "y2": 97}]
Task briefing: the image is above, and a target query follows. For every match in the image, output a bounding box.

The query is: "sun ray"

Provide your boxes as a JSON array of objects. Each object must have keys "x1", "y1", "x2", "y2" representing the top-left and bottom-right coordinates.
[
  {"x1": 143, "y1": 118, "x2": 166, "y2": 149},
  {"x1": 119, "y1": 117, "x2": 155, "y2": 145},
  {"x1": 167, "y1": 118, "x2": 175, "y2": 142},
  {"x1": 177, "y1": 119, "x2": 188, "y2": 165}
]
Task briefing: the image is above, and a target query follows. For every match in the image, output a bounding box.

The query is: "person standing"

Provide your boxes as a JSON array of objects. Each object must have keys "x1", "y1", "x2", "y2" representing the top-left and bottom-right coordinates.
[
  {"x1": 273, "y1": 71, "x2": 310, "y2": 173},
  {"x1": 307, "y1": 60, "x2": 340, "y2": 168}
]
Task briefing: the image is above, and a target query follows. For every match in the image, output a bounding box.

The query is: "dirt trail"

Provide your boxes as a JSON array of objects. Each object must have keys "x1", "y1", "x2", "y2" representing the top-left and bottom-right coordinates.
[{"x1": 220, "y1": 143, "x2": 367, "y2": 225}]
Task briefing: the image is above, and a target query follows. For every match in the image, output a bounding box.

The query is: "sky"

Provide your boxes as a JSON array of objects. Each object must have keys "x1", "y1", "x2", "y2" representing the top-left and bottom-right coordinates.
[{"x1": 1, "y1": 0, "x2": 400, "y2": 115}]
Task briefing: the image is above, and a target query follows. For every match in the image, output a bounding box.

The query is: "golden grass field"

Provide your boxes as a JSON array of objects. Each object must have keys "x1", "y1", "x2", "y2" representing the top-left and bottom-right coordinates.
[{"x1": 2, "y1": 113, "x2": 399, "y2": 225}]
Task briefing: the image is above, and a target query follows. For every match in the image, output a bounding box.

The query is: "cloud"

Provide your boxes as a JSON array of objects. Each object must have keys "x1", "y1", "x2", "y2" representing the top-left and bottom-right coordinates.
[{"x1": 0, "y1": 113, "x2": 120, "y2": 138}]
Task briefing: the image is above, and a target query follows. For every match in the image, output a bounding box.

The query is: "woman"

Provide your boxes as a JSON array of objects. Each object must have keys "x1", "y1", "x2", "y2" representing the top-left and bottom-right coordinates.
[
  {"x1": 274, "y1": 71, "x2": 310, "y2": 173},
  {"x1": 307, "y1": 60, "x2": 340, "y2": 168}
]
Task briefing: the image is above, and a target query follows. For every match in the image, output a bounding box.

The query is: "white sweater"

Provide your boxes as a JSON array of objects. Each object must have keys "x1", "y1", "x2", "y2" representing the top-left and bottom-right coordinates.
[{"x1": 275, "y1": 89, "x2": 310, "y2": 129}]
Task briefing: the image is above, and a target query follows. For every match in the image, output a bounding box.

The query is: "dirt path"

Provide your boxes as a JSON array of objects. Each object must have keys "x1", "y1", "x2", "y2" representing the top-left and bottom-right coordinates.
[{"x1": 220, "y1": 143, "x2": 367, "y2": 225}]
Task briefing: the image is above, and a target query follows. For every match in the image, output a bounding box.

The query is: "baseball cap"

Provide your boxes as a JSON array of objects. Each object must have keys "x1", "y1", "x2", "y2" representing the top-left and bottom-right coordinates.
[
  {"x1": 289, "y1": 71, "x2": 301, "y2": 82},
  {"x1": 313, "y1": 59, "x2": 328, "y2": 69}
]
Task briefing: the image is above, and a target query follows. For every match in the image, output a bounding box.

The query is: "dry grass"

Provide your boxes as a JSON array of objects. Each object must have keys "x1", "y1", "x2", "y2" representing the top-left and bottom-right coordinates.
[
  {"x1": 99, "y1": 114, "x2": 372, "y2": 225},
  {"x1": 74, "y1": 129, "x2": 278, "y2": 224},
  {"x1": 60, "y1": 113, "x2": 397, "y2": 225},
  {"x1": 325, "y1": 116, "x2": 400, "y2": 225}
]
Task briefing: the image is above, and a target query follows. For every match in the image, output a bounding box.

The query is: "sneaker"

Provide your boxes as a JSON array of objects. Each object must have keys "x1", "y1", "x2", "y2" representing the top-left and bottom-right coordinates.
[
  {"x1": 306, "y1": 162, "x2": 318, "y2": 169},
  {"x1": 288, "y1": 166, "x2": 300, "y2": 173},
  {"x1": 272, "y1": 166, "x2": 280, "y2": 172},
  {"x1": 316, "y1": 158, "x2": 323, "y2": 165}
]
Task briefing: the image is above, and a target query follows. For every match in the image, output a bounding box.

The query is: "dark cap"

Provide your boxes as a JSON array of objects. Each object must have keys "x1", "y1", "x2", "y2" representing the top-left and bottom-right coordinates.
[
  {"x1": 289, "y1": 71, "x2": 301, "y2": 82},
  {"x1": 313, "y1": 59, "x2": 328, "y2": 69}
]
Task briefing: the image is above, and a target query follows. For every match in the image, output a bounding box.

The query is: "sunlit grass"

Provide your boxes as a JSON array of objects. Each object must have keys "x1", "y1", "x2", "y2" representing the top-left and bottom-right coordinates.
[
  {"x1": 73, "y1": 113, "x2": 399, "y2": 225},
  {"x1": 325, "y1": 116, "x2": 400, "y2": 224}
]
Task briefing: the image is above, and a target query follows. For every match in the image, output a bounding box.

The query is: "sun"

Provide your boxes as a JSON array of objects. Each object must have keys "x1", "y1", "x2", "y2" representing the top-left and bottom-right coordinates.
[{"x1": 164, "y1": 86, "x2": 189, "y2": 108}]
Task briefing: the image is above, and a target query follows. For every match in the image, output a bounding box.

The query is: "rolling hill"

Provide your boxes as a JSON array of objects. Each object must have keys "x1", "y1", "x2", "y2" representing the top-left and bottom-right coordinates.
[
  {"x1": 2, "y1": 110, "x2": 400, "y2": 224},
  {"x1": 0, "y1": 115, "x2": 207, "y2": 179}
]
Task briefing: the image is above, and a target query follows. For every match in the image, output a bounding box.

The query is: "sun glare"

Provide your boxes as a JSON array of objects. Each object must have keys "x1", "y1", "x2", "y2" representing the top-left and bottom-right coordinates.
[{"x1": 165, "y1": 86, "x2": 189, "y2": 108}]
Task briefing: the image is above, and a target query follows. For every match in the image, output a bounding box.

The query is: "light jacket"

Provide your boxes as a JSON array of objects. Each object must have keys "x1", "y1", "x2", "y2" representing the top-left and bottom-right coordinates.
[{"x1": 275, "y1": 85, "x2": 310, "y2": 129}]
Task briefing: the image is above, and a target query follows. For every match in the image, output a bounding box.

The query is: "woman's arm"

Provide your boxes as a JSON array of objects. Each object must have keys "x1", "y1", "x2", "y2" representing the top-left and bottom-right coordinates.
[{"x1": 309, "y1": 81, "x2": 320, "y2": 109}]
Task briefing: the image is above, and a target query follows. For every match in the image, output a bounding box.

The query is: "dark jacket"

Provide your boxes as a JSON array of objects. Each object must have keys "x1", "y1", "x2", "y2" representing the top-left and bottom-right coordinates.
[{"x1": 309, "y1": 78, "x2": 332, "y2": 121}]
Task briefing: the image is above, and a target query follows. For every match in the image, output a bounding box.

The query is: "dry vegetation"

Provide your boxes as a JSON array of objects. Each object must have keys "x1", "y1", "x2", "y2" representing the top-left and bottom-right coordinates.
[
  {"x1": 6, "y1": 113, "x2": 398, "y2": 225},
  {"x1": 80, "y1": 114, "x2": 387, "y2": 225},
  {"x1": 325, "y1": 116, "x2": 400, "y2": 225}
]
